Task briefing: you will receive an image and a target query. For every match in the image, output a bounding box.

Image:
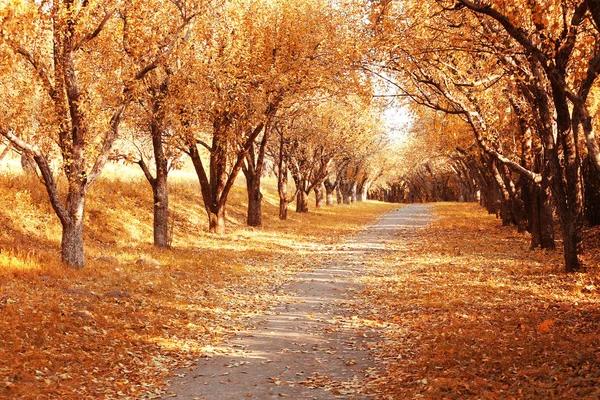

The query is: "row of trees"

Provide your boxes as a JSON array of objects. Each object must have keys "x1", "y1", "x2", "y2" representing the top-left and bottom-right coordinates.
[
  {"x1": 368, "y1": 0, "x2": 600, "y2": 272},
  {"x1": 0, "y1": 0, "x2": 388, "y2": 268}
]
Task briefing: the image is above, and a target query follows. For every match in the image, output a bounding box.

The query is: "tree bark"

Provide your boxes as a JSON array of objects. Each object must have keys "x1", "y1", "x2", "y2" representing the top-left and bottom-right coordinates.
[
  {"x1": 324, "y1": 178, "x2": 336, "y2": 206},
  {"x1": 314, "y1": 184, "x2": 324, "y2": 208},
  {"x1": 61, "y1": 192, "x2": 85, "y2": 268},
  {"x1": 296, "y1": 190, "x2": 309, "y2": 213},
  {"x1": 555, "y1": 86, "x2": 584, "y2": 272},
  {"x1": 153, "y1": 172, "x2": 169, "y2": 247},
  {"x1": 539, "y1": 178, "x2": 556, "y2": 249},
  {"x1": 245, "y1": 170, "x2": 263, "y2": 227},
  {"x1": 208, "y1": 208, "x2": 226, "y2": 234},
  {"x1": 138, "y1": 89, "x2": 171, "y2": 248},
  {"x1": 243, "y1": 118, "x2": 274, "y2": 227},
  {"x1": 275, "y1": 126, "x2": 293, "y2": 220},
  {"x1": 61, "y1": 219, "x2": 85, "y2": 268},
  {"x1": 279, "y1": 198, "x2": 289, "y2": 220},
  {"x1": 584, "y1": 155, "x2": 600, "y2": 225}
]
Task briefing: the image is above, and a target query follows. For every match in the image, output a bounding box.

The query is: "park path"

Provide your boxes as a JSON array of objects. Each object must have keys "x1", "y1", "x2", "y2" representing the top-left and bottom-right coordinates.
[{"x1": 161, "y1": 204, "x2": 432, "y2": 399}]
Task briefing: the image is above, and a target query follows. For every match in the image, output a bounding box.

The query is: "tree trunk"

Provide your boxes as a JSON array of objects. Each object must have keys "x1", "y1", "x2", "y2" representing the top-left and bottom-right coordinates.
[
  {"x1": 246, "y1": 173, "x2": 263, "y2": 227},
  {"x1": 584, "y1": 155, "x2": 600, "y2": 226},
  {"x1": 359, "y1": 181, "x2": 371, "y2": 202},
  {"x1": 314, "y1": 184, "x2": 324, "y2": 208},
  {"x1": 61, "y1": 218, "x2": 85, "y2": 268},
  {"x1": 21, "y1": 152, "x2": 36, "y2": 175},
  {"x1": 324, "y1": 178, "x2": 336, "y2": 206},
  {"x1": 279, "y1": 198, "x2": 289, "y2": 220},
  {"x1": 61, "y1": 192, "x2": 86, "y2": 268},
  {"x1": 208, "y1": 207, "x2": 226, "y2": 234},
  {"x1": 342, "y1": 191, "x2": 351, "y2": 205},
  {"x1": 336, "y1": 186, "x2": 342, "y2": 204},
  {"x1": 296, "y1": 190, "x2": 309, "y2": 213},
  {"x1": 350, "y1": 182, "x2": 358, "y2": 203},
  {"x1": 539, "y1": 179, "x2": 556, "y2": 249},
  {"x1": 153, "y1": 172, "x2": 169, "y2": 247},
  {"x1": 555, "y1": 88, "x2": 584, "y2": 272},
  {"x1": 326, "y1": 191, "x2": 335, "y2": 206}
]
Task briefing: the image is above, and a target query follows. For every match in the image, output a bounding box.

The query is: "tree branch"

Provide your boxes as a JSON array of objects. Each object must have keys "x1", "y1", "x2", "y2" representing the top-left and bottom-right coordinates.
[{"x1": 0, "y1": 129, "x2": 69, "y2": 225}]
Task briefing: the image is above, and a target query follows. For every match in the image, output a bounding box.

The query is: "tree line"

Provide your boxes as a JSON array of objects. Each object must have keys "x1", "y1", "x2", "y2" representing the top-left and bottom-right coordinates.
[
  {"x1": 0, "y1": 0, "x2": 389, "y2": 268},
  {"x1": 367, "y1": 0, "x2": 600, "y2": 272}
]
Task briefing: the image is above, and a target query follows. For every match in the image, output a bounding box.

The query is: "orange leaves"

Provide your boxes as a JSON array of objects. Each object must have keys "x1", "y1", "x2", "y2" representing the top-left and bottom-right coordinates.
[
  {"x1": 360, "y1": 203, "x2": 600, "y2": 398},
  {"x1": 537, "y1": 318, "x2": 554, "y2": 333},
  {"x1": 0, "y1": 168, "x2": 398, "y2": 398}
]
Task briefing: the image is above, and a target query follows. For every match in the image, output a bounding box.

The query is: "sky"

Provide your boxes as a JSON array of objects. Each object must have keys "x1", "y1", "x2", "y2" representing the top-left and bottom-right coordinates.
[{"x1": 380, "y1": 99, "x2": 413, "y2": 145}]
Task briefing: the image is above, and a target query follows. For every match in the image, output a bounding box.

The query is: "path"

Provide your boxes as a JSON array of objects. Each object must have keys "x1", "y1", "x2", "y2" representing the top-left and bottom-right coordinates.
[{"x1": 161, "y1": 204, "x2": 432, "y2": 399}]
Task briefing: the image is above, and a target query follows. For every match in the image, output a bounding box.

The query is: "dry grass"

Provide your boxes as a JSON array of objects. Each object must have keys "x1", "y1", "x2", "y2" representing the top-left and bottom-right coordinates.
[
  {"x1": 0, "y1": 163, "x2": 398, "y2": 399},
  {"x1": 362, "y1": 203, "x2": 600, "y2": 399}
]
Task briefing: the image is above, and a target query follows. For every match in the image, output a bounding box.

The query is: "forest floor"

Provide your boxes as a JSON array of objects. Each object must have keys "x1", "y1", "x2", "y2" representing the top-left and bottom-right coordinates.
[
  {"x1": 2, "y1": 166, "x2": 600, "y2": 400},
  {"x1": 0, "y1": 168, "x2": 399, "y2": 399},
  {"x1": 361, "y1": 203, "x2": 600, "y2": 399}
]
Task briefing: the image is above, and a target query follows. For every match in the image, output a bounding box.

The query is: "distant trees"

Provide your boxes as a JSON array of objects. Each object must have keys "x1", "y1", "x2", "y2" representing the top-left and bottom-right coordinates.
[{"x1": 270, "y1": 96, "x2": 387, "y2": 216}]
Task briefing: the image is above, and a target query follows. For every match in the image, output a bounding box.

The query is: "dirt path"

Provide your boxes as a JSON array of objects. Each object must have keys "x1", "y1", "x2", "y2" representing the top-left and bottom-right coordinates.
[{"x1": 161, "y1": 204, "x2": 432, "y2": 399}]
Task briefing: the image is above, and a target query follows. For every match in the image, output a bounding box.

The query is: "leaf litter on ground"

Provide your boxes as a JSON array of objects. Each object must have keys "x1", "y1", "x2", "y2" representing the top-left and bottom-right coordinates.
[{"x1": 357, "y1": 203, "x2": 600, "y2": 399}]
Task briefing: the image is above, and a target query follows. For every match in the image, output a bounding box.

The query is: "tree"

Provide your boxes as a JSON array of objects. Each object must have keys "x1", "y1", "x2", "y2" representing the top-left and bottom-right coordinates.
[
  {"x1": 0, "y1": 0, "x2": 196, "y2": 267},
  {"x1": 119, "y1": 0, "x2": 205, "y2": 248},
  {"x1": 369, "y1": 0, "x2": 596, "y2": 271},
  {"x1": 177, "y1": 0, "x2": 367, "y2": 231}
]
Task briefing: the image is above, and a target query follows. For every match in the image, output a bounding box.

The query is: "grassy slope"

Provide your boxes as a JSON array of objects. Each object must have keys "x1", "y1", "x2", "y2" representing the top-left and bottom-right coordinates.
[
  {"x1": 362, "y1": 203, "x2": 600, "y2": 399},
  {"x1": 0, "y1": 162, "x2": 398, "y2": 399}
]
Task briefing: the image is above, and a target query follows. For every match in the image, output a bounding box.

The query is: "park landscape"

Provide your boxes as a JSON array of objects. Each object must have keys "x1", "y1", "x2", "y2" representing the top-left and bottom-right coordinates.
[{"x1": 1, "y1": 0, "x2": 600, "y2": 398}]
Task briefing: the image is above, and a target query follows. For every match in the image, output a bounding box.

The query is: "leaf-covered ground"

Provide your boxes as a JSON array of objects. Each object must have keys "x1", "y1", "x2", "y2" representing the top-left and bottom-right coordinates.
[
  {"x1": 361, "y1": 203, "x2": 600, "y2": 399},
  {"x1": 0, "y1": 170, "x2": 398, "y2": 399}
]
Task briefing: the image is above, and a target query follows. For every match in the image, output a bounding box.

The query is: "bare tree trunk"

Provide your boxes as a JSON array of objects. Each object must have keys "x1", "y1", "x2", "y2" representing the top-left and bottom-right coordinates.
[
  {"x1": 21, "y1": 152, "x2": 36, "y2": 175},
  {"x1": 153, "y1": 173, "x2": 169, "y2": 247},
  {"x1": 61, "y1": 192, "x2": 85, "y2": 268},
  {"x1": 324, "y1": 178, "x2": 336, "y2": 206},
  {"x1": 188, "y1": 117, "x2": 261, "y2": 235},
  {"x1": 548, "y1": 90, "x2": 584, "y2": 272},
  {"x1": 314, "y1": 184, "x2": 324, "y2": 208},
  {"x1": 350, "y1": 182, "x2": 358, "y2": 203},
  {"x1": 342, "y1": 192, "x2": 351, "y2": 205},
  {"x1": 279, "y1": 198, "x2": 289, "y2": 220},
  {"x1": 584, "y1": 155, "x2": 600, "y2": 226},
  {"x1": 245, "y1": 169, "x2": 263, "y2": 227},
  {"x1": 276, "y1": 129, "x2": 291, "y2": 220},
  {"x1": 296, "y1": 190, "x2": 309, "y2": 213},
  {"x1": 243, "y1": 121, "x2": 272, "y2": 227},
  {"x1": 208, "y1": 207, "x2": 226, "y2": 234},
  {"x1": 359, "y1": 181, "x2": 371, "y2": 202},
  {"x1": 539, "y1": 178, "x2": 556, "y2": 249}
]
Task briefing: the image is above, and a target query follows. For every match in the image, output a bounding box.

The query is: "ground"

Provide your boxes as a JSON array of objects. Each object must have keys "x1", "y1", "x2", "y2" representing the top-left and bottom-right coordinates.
[
  {"x1": 1, "y1": 174, "x2": 600, "y2": 399},
  {"x1": 160, "y1": 205, "x2": 430, "y2": 399},
  {"x1": 0, "y1": 168, "x2": 398, "y2": 399},
  {"x1": 361, "y1": 203, "x2": 600, "y2": 399}
]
